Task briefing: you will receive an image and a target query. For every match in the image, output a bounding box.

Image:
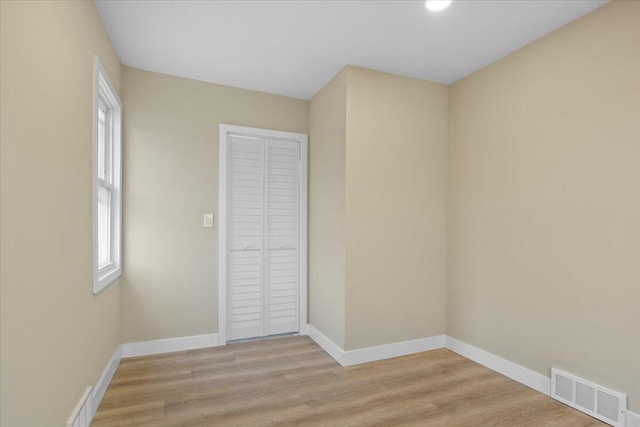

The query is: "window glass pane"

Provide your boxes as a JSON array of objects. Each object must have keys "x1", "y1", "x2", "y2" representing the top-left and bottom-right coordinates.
[
  {"x1": 104, "y1": 109, "x2": 112, "y2": 184},
  {"x1": 98, "y1": 185, "x2": 111, "y2": 267},
  {"x1": 98, "y1": 106, "x2": 106, "y2": 180}
]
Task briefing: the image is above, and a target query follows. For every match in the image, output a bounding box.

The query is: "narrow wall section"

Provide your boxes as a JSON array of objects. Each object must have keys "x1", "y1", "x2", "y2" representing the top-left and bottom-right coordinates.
[
  {"x1": 308, "y1": 69, "x2": 348, "y2": 348},
  {"x1": 345, "y1": 67, "x2": 448, "y2": 350}
]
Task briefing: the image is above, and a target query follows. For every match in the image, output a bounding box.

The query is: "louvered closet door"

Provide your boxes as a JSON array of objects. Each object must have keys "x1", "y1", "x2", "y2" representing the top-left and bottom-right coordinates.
[
  {"x1": 265, "y1": 139, "x2": 300, "y2": 336},
  {"x1": 226, "y1": 135, "x2": 264, "y2": 340}
]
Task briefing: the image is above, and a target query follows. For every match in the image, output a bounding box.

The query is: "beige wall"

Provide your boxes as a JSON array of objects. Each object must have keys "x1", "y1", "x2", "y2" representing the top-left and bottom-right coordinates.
[
  {"x1": 345, "y1": 67, "x2": 448, "y2": 350},
  {"x1": 309, "y1": 67, "x2": 448, "y2": 350},
  {"x1": 309, "y1": 69, "x2": 348, "y2": 348},
  {"x1": 120, "y1": 67, "x2": 308, "y2": 342},
  {"x1": 447, "y1": 1, "x2": 640, "y2": 411},
  {"x1": 0, "y1": 1, "x2": 122, "y2": 426}
]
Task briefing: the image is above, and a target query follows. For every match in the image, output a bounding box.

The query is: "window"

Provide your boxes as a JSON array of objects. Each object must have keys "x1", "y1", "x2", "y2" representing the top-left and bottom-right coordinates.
[{"x1": 93, "y1": 57, "x2": 122, "y2": 293}]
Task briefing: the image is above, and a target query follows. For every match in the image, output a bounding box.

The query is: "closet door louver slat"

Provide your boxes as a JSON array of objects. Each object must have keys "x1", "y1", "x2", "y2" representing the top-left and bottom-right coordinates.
[
  {"x1": 226, "y1": 136, "x2": 264, "y2": 340},
  {"x1": 265, "y1": 140, "x2": 300, "y2": 336}
]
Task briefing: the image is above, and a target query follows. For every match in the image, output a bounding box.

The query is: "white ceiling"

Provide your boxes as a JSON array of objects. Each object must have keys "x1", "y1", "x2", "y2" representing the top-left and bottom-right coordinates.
[{"x1": 96, "y1": 0, "x2": 607, "y2": 100}]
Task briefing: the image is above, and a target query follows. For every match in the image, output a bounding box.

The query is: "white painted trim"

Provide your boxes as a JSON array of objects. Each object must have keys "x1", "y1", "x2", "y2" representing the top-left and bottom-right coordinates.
[
  {"x1": 92, "y1": 56, "x2": 122, "y2": 294},
  {"x1": 627, "y1": 410, "x2": 640, "y2": 427},
  {"x1": 343, "y1": 335, "x2": 444, "y2": 366},
  {"x1": 444, "y1": 336, "x2": 551, "y2": 396},
  {"x1": 306, "y1": 325, "x2": 346, "y2": 365},
  {"x1": 298, "y1": 135, "x2": 308, "y2": 340},
  {"x1": 445, "y1": 337, "x2": 640, "y2": 424},
  {"x1": 218, "y1": 125, "x2": 228, "y2": 345},
  {"x1": 91, "y1": 344, "x2": 122, "y2": 418},
  {"x1": 121, "y1": 333, "x2": 220, "y2": 358},
  {"x1": 308, "y1": 331, "x2": 550, "y2": 395},
  {"x1": 299, "y1": 323, "x2": 309, "y2": 336},
  {"x1": 312, "y1": 332, "x2": 638, "y2": 419},
  {"x1": 218, "y1": 124, "x2": 308, "y2": 345},
  {"x1": 67, "y1": 346, "x2": 122, "y2": 426},
  {"x1": 307, "y1": 324, "x2": 444, "y2": 367},
  {"x1": 308, "y1": 330, "x2": 636, "y2": 417},
  {"x1": 67, "y1": 386, "x2": 93, "y2": 427}
]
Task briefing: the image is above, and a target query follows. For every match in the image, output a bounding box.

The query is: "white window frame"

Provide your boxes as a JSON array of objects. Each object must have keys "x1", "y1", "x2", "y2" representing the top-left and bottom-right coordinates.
[{"x1": 92, "y1": 57, "x2": 122, "y2": 294}]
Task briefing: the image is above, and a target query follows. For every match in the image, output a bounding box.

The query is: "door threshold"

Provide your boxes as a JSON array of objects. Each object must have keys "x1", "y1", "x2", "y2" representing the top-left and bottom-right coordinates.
[{"x1": 227, "y1": 332, "x2": 300, "y2": 344}]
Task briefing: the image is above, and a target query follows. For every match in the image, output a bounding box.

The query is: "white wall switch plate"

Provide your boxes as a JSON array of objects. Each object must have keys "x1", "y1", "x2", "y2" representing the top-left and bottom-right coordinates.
[{"x1": 203, "y1": 213, "x2": 214, "y2": 228}]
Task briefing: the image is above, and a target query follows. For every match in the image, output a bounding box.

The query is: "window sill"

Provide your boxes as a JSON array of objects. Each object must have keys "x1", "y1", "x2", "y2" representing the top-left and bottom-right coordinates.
[{"x1": 93, "y1": 266, "x2": 121, "y2": 294}]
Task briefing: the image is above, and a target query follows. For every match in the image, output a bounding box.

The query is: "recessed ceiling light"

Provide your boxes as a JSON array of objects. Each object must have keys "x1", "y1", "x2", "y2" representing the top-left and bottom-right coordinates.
[{"x1": 425, "y1": 0, "x2": 452, "y2": 12}]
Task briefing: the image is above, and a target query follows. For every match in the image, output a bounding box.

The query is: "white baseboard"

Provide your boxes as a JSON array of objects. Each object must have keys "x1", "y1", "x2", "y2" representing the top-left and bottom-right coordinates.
[
  {"x1": 91, "y1": 344, "x2": 122, "y2": 418},
  {"x1": 307, "y1": 325, "x2": 346, "y2": 365},
  {"x1": 66, "y1": 386, "x2": 93, "y2": 427},
  {"x1": 343, "y1": 335, "x2": 444, "y2": 366},
  {"x1": 443, "y1": 337, "x2": 640, "y2": 425},
  {"x1": 627, "y1": 410, "x2": 640, "y2": 427},
  {"x1": 299, "y1": 323, "x2": 309, "y2": 336},
  {"x1": 121, "y1": 333, "x2": 220, "y2": 358},
  {"x1": 332, "y1": 334, "x2": 637, "y2": 424},
  {"x1": 306, "y1": 324, "x2": 444, "y2": 367},
  {"x1": 444, "y1": 336, "x2": 551, "y2": 396},
  {"x1": 67, "y1": 345, "x2": 122, "y2": 427},
  {"x1": 307, "y1": 328, "x2": 550, "y2": 395},
  {"x1": 68, "y1": 334, "x2": 220, "y2": 425}
]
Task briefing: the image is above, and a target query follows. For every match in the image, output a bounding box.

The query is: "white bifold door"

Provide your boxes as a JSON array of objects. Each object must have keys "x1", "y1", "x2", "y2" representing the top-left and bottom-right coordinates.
[{"x1": 223, "y1": 130, "x2": 305, "y2": 341}]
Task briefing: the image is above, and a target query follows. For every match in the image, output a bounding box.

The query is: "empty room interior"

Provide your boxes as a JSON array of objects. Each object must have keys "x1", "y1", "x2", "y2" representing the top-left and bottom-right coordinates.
[{"x1": 1, "y1": 0, "x2": 639, "y2": 426}]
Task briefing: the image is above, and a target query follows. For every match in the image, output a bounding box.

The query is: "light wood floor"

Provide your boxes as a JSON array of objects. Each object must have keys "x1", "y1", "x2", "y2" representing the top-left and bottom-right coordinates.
[{"x1": 93, "y1": 336, "x2": 604, "y2": 426}]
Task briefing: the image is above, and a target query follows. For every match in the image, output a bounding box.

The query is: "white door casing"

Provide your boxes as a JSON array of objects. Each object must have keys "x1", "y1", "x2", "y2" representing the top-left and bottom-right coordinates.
[{"x1": 218, "y1": 124, "x2": 307, "y2": 344}]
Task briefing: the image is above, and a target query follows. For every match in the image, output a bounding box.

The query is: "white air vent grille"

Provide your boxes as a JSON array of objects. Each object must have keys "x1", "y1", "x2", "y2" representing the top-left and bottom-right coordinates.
[
  {"x1": 551, "y1": 368, "x2": 627, "y2": 426},
  {"x1": 555, "y1": 372, "x2": 574, "y2": 401},
  {"x1": 576, "y1": 381, "x2": 595, "y2": 411}
]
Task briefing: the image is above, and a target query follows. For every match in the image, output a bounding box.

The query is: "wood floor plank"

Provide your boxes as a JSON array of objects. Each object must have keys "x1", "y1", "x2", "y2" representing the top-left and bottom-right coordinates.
[{"x1": 92, "y1": 336, "x2": 606, "y2": 426}]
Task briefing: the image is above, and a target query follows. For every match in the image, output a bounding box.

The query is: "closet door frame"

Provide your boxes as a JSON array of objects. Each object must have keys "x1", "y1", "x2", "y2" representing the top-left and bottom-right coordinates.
[{"x1": 218, "y1": 124, "x2": 308, "y2": 345}]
